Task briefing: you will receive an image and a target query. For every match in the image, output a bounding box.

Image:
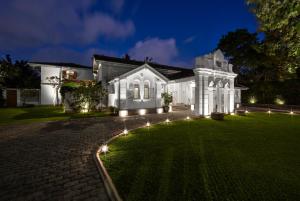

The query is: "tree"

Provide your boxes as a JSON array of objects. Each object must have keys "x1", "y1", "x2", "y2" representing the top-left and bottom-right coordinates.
[
  {"x1": 217, "y1": 29, "x2": 278, "y2": 82},
  {"x1": 217, "y1": 29, "x2": 260, "y2": 73},
  {"x1": 0, "y1": 55, "x2": 40, "y2": 88},
  {"x1": 247, "y1": 0, "x2": 300, "y2": 73}
]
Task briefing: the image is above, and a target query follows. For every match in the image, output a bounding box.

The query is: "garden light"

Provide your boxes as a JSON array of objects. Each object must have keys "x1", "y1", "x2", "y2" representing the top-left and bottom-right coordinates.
[
  {"x1": 146, "y1": 121, "x2": 150, "y2": 127},
  {"x1": 245, "y1": 110, "x2": 249, "y2": 113},
  {"x1": 123, "y1": 128, "x2": 128, "y2": 135},
  {"x1": 249, "y1": 96, "x2": 257, "y2": 104},
  {"x1": 101, "y1": 144, "x2": 108, "y2": 153},
  {"x1": 186, "y1": 116, "x2": 190, "y2": 120},
  {"x1": 166, "y1": 118, "x2": 170, "y2": 123},
  {"x1": 138, "y1": 109, "x2": 146, "y2": 116},
  {"x1": 230, "y1": 112, "x2": 235, "y2": 116},
  {"x1": 268, "y1": 110, "x2": 271, "y2": 114},
  {"x1": 290, "y1": 111, "x2": 294, "y2": 115}
]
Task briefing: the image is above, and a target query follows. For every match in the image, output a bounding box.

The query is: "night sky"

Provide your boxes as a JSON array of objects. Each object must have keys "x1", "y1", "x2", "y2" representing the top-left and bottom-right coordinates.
[{"x1": 0, "y1": 0, "x2": 257, "y2": 67}]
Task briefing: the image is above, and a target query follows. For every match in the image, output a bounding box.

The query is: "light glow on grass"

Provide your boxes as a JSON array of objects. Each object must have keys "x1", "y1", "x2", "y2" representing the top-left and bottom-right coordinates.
[{"x1": 101, "y1": 144, "x2": 108, "y2": 153}]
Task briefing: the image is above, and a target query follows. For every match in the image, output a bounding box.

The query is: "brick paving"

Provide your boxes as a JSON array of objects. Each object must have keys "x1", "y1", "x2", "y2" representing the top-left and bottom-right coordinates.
[{"x1": 0, "y1": 111, "x2": 190, "y2": 201}]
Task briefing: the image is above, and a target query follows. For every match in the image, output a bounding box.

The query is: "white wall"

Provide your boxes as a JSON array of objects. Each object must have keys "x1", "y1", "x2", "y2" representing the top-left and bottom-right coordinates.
[
  {"x1": 167, "y1": 77, "x2": 195, "y2": 106},
  {"x1": 40, "y1": 65, "x2": 93, "y2": 105},
  {"x1": 108, "y1": 67, "x2": 167, "y2": 110}
]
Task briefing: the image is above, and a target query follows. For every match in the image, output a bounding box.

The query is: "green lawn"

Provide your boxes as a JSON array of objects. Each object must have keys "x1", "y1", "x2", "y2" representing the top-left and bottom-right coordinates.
[
  {"x1": 102, "y1": 113, "x2": 300, "y2": 201},
  {"x1": 0, "y1": 106, "x2": 110, "y2": 125}
]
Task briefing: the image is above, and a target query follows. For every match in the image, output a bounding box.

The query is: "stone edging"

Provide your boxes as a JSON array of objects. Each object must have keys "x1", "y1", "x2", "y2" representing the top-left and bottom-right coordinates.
[
  {"x1": 93, "y1": 122, "x2": 163, "y2": 201},
  {"x1": 93, "y1": 115, "x2": 190, "y2": 201},
  {"x1": 94, "y1": 132, "x2": 124, "y2": 201}
]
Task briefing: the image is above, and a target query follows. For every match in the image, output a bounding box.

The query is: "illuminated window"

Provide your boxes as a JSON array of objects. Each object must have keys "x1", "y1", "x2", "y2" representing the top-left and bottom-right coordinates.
[
  {"x1": 144, "y1": 82, "x2": 150, "y2": 99},
  {"x1": 133, "y1": 84, "x2": 140, "y2": 99},
  {"x1": 63, "y1": 70, "x2": 77, "y2": 80}
]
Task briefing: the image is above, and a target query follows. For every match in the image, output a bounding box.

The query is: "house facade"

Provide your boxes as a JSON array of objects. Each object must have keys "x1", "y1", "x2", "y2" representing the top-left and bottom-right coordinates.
[
  {"x1": 93, "y1": 50, "x2": 246, "y2": 116},
  {"x1": 29, "y1": 62, "x2": 93, "y2": 105},
  {"x1": 28, "y1": 50, "x2": 246, "y2": 116}
]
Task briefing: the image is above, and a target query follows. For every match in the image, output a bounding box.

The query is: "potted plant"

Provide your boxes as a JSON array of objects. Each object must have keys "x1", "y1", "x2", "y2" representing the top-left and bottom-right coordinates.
[{"x1": 161, "y1": 92, "x2": 173, "y2": 113}]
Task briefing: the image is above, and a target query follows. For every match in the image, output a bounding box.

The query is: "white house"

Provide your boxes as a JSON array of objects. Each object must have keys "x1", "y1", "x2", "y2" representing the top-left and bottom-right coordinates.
[
  {"x1": 28, "y1": 50, "x2": 246, "y2": 116},
  {"x1": 93, "y1": 49, "x2": 247, "y2": 116},
  {"x1": 29, "y1": 62, "x2": 93, "y2": 105}
]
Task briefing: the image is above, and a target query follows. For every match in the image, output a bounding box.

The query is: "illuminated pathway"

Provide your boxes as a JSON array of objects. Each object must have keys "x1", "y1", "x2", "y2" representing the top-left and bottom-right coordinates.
[{"x1": 0, "y1": 110, "x2": 190, "y2": 201}]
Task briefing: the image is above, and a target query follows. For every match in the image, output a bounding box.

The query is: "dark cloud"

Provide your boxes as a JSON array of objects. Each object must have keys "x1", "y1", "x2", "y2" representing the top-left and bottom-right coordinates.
[
  {"x1": 128, "y1": 38, "x2": 178, "y2": 64},
  {"x1": 0, "y1": 0, "x2": 135, "y2": 50}
]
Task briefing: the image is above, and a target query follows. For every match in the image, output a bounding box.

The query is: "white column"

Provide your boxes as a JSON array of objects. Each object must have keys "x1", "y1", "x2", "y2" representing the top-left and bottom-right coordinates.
[
  {"x1": 229, "y1": 79, "x2": 235, "y2": 113},
  {"x1": 194, "y1": 73, "x2": 209, "y2": 116}
]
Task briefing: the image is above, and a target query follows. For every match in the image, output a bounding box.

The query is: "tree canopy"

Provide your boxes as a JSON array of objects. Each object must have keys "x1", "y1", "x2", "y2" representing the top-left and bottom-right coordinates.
[
  {"x1": 247, "y1": 0, "x2": 300, "y2": 73},
  {"x1": 0, "y1": 55, "x2": 40, "y2": 89}
]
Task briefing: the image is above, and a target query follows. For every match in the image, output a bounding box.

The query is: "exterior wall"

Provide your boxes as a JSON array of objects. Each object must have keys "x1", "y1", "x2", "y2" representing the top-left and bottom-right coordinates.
[
  {"x1": 39, "y1": 65, "x2": 93, "y2": 105},
  {"x1": 108, "y1": 67, "x2": 167, "y2": 110},
  {"x1": 167, "y1": 77, "x2": 195, "y2": 106},
  {"x1": 94, "y1": 59, "x2": 137, "y2": 86}
]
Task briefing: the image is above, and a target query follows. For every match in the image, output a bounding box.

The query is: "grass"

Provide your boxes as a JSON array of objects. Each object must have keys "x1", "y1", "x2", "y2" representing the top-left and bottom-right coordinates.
[
  {"x1": 0, "y1": 105, "x2": 110, "y2": 125},
  {"x1": 101, "y1": 113, "x2": 300, "y2": 201}
]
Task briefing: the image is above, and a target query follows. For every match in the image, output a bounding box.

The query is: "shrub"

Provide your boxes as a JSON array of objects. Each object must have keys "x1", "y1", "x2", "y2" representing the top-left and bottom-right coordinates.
[
  {"x1": 60, "y1": 81, "x2": 107, "y2": 113},
  {"x1": 211, "y1": 112, "x2": 225, "y2": 120}
]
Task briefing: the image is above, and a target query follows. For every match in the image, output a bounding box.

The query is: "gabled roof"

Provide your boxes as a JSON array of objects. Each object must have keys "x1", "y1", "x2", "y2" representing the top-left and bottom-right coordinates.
[
  {"x1": 93, "y1": 54, "x2": 194, "y2": 80},
  {"x1": 29, "y1": 62, "x2": 91, "y2": 69},
  {"x1": 115, "y1": 64, "x2": 169, "y2": 82}
]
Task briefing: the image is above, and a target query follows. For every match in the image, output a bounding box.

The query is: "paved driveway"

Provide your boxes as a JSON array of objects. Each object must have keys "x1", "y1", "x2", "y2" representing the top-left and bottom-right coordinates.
[{"x1": 0, "y1": 111, "x2": 190, "y2": 201}]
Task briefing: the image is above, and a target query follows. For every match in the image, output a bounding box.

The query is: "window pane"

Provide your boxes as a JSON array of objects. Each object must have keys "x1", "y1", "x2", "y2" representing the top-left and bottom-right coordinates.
[
  {"x1": 134, "y1": 84, "x2": 139, "y2": 99},
  {"x1": 144, "y1": 86, "x2": 149, "y2": 99}
]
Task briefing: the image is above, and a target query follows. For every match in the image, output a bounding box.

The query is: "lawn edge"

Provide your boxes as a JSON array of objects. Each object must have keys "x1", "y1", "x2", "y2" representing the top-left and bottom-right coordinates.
[{"x1": 93, "y1": 116, "x2": 191, "y2": 201}]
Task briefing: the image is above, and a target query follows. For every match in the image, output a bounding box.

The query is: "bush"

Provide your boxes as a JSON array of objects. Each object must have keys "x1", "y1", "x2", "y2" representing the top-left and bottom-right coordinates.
[
  {"x1": 60, "y1": 81, "x2": 107, "y2": 113},
  {"x1": 242, "y1": 79, "x2": 300, "y2": 105},
  {"x1": 211, "y1": 112, "x2": 225, "y2": 120}
]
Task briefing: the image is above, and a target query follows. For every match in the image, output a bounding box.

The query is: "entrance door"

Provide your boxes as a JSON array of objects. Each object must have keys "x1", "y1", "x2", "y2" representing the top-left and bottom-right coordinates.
[{"x1": 7, "y1": 89, "x2": 17, "y2": 107}]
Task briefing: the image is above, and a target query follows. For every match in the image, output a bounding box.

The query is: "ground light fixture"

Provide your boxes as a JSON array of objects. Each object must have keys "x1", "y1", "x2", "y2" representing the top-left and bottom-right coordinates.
[
  {"x1": 123, "y1": 128, "x2": 128, "y2": 135},
  {"x1": 268, "y1": 110, "x2": 271, "y2": 114},
  {"x1": 245, "y1": 110, "x2": 249, "y2": 113},
  {"x1": 146, "y1": 121, "x2": 150, "y2": 127},
  {"x1": 165, "y1": 118, "x2": 170, "y2": 123},
  {"x1": 101, "y1": 144, "x2": 108, "y2": 153},
  {"x1": 186, "y1": 116, "x2": 190, "y2": 120},
  {"x1": 290, "y1": 111, "x2": 294, "y2": 115},
  {"x1": 230, "y1": 112, "x2": 235, "y2": 115}
]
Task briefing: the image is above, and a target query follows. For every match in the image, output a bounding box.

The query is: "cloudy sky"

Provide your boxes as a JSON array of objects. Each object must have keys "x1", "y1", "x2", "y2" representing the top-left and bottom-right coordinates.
[{"x1": 0, "y1": 0, "x2": 257, "y2": 67}]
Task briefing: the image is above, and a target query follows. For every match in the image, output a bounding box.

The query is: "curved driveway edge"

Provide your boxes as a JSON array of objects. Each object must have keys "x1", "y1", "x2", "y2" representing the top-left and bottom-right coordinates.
[{"x1": 0, "y1": 111, "x2": 190, "y2": 201}]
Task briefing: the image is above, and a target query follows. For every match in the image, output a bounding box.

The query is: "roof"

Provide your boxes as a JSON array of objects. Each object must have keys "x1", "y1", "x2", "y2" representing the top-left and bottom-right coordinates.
[
  {"x1": 29, "y1": 62, "x2": 91, "y2": 69},
  {"x1": 115, "y1": 64, "x2": 169, "y2": 82},
  {"x1": 93, "y1": 54, "x2": 194, "y2": 80}
]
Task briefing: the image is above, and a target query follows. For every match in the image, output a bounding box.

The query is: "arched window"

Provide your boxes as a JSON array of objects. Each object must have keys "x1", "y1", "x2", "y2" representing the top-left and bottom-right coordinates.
[
  {"x1": 133, "y1": 83, "x2": 140, "y2": 99},
  {"x1": 144, "y1": 81, "x2": 150, "y2": 99}
]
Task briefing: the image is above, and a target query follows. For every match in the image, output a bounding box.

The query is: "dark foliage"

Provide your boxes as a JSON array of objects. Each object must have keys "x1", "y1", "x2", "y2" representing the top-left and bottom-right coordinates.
[
  {"x1": 0, "y1": 55, "x2": 40, "y2": 89},
  {"x1": 242, "y1": 79, "x2": 300, "y2": 105}
]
